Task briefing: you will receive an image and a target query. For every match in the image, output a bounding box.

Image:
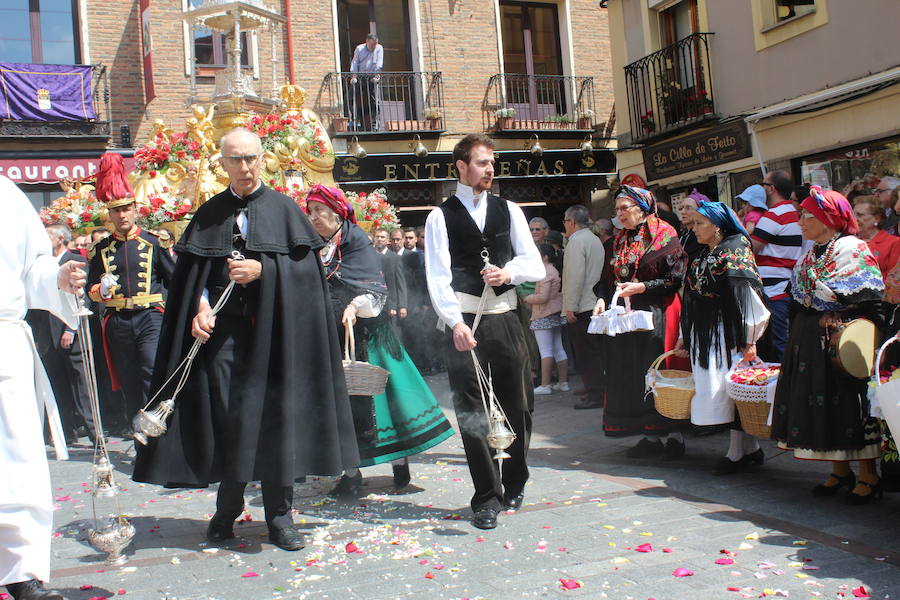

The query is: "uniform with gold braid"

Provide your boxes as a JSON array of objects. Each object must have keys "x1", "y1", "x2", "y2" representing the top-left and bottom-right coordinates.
[{"x1": 86, "y1": 153, "x2": 175, "y2": 431}]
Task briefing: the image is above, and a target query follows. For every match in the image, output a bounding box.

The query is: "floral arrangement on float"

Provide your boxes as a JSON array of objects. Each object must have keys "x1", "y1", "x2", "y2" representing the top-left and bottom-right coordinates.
[
  {"x1": 344, "y1": 187, "x2": 400, "y2": 232},
  {"x1": 245, "y1": 109, "x2": 335, "y2": 191},
  {"x1": 39, "y1": 180, "x2": 108, "y2": 234},
  {"x1": 136, "y1": 190, "x2": 193, "y2": 231}
]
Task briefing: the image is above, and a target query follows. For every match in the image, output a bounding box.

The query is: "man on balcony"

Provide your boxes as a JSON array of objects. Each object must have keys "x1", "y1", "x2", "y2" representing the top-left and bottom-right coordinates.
[{"x1": 349, "y1": 33, "x2": 384, "y2": 132}]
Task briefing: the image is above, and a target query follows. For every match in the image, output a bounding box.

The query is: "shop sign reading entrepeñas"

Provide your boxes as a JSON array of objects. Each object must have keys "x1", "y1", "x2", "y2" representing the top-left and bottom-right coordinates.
[{"x1": 642, "y1": 121, "x2": 752, "y2": 181}]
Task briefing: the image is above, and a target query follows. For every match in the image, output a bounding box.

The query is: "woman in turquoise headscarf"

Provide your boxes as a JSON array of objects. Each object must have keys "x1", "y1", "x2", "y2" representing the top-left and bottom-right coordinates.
[{"x1": 677, "y1": 201, "x2": 770, "y2": 474}]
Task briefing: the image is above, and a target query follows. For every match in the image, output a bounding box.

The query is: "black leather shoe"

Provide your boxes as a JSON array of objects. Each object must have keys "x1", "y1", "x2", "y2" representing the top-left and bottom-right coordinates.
[
  {"x1": 472, "y1": 507, "x2": 498, "y2": 530},
  {"x1": 502, "y1": 491, "x2": 525, "y2": 511},
  {"x1": 6, "y1": 579, "x2": 68, "y2": 600},
  {"x1": 206, "y1": 514, "x2": 235, "y2": 543},
  {"x1": 663, "y1": 437, "x2": 686, "y2": 459},
  {"x1": 845, "y1": 479, "x2": 883, "y2": 505},
  {"x1": 625, "y1": 438, "x2": 664, "y2": 458},
  {"x1": 269, "y1": 526, "x2": 305, "y2": 551},
  {"x1": 573, "y1": 399, "x2": 602, "y2": 410},
  {"x1": 392, "y1": 463, "x2": 411, "y2": 490},
  {"x1": 329, "y1": 472, "x2": 363, "y2": 497},
  {"x1": 813, "y1": 471, "x2": 856, "y2": 497}
]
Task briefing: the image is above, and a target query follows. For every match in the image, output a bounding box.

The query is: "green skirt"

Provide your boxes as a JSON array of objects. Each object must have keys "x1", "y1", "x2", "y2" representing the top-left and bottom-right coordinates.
[{"x1": 358, "y1": 336, "x2": 454, "y2": 467}]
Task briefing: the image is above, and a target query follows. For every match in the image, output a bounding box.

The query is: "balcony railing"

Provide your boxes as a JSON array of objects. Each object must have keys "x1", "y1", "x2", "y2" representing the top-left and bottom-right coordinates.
[
  {"x1": 483, "y1": 74, "x2": 596, "y2": 133},
  {"x1": 0, "y1": 64, "x2": 111, "y2": 140},
  {"x1": 624, "y1": 33, "x2": 716, "y2": 142},
  {"x1": 321, "y1": 71, "x2": 444, "y2": 134}
]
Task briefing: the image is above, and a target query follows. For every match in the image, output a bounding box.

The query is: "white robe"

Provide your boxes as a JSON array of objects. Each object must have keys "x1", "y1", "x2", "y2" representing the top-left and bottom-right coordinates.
[
  {"x1": 689, "y1": 286, "x2": 770, "y2": 426},
  {"x1": 1, "y1": 175, "x2": 77, "y2": 586}
]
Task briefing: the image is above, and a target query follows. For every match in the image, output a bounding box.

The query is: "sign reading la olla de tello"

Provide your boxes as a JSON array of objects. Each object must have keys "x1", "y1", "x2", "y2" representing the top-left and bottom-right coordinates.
[
  {"x1": 335, "y1": 149, "x2": 615, "y2": 183},
  {"x1": 642, "y1": 121, "x2": 752, "y2": 181}
]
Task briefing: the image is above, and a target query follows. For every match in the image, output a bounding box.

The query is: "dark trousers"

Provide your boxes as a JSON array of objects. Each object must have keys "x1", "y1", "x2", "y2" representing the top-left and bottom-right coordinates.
[
  {"x1": 445, "y1": 311, "x2": 533, "y2": 512},
  {"x1": 568, "y1": 311, "x2": 606, "y2": 403},
  {"x1": 759, "y1": 296, "x2": 790, "y2": 362},
  {"x1": 215, "y1": 480, "x2": 294, "y2": 530},
  {"x1": 67, "y1": 332, "x2": 95, "y2": 435},
  {"x1": 105, "y1": 309, "x2": 163, "y2": 426}
]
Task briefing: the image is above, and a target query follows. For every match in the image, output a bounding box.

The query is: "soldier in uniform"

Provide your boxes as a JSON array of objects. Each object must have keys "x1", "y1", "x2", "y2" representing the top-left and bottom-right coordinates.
[{"x1": 87, "y1": 153, "x2": 174, "y2": 434}]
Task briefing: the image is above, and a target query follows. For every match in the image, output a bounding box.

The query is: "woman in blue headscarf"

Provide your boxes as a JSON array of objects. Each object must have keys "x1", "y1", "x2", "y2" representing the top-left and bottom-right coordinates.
[{"x1": 676, "y1": 201, "x2": 771, "y2": 474}]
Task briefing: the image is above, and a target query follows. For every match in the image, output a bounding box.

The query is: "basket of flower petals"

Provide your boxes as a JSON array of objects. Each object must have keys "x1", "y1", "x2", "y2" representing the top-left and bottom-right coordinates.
[{"x1": 726, "y1": 361, "x2": 780, "y2": 439}]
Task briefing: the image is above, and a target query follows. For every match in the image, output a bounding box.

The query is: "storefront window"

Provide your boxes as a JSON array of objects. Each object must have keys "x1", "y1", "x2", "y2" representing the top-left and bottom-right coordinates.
[{"x1": 798, "y1": 137, "x2": 900, "y2": 198}]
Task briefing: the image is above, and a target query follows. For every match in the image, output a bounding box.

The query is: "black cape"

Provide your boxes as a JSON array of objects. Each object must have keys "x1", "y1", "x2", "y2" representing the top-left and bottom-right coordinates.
[{"x1": 132, "y1": 185, "x2": 360, "y2": 487}]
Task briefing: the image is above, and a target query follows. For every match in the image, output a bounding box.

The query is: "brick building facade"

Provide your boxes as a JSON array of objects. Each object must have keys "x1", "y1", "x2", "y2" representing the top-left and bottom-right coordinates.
[{"x1": 2, "y1": 0, "x2": 615, "y2": 226}]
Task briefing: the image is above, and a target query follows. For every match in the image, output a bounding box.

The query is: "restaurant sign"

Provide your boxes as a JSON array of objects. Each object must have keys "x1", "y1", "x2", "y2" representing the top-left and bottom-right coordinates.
[
  {"x1": 0, "y1": 155, "x2": 136, "y2": 184},
  {"x1": 642, "y1": 121, "x2": 752, "y2": 181},
  {"x1": 335, "y1": 149, "x2": 615, "y2": 184}
]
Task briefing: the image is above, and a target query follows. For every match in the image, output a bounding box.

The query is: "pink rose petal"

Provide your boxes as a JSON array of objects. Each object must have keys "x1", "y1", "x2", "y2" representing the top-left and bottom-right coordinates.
[
  {"x1": 716, "y1": 558, "x2": 735, "y2": 565},
  {"x1": 662, "y1": 547, "x2": 673, "y2": 553},
  {"x1": 559, "y1": 579, "x2": 582, "y2": 590},
  {"x1": 672, "y1": 568, "x2": 694, "y2": 577},
  {"x1": 80, "y1": 585, "x2": 93, "y2": 591},
  {"x1": 240, "y1": 571, "x2": 259, "y2": 578},
  {"x1": 345, "y1": 542, "x2": 360, "y2": 553},
  {"x1": 635, "y1": 543, "x2": 653, "y2": 553}
]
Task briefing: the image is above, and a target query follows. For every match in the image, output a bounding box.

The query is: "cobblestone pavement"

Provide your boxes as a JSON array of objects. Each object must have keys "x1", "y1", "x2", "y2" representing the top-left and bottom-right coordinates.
[{"x1": 38, "y1": 374, "x2": 900, "y2": 600}]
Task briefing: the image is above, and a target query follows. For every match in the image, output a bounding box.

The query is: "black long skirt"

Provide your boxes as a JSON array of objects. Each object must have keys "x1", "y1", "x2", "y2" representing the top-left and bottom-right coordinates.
[{"x1": 771, "y1": 310, "x2": 880, "y2": 460}]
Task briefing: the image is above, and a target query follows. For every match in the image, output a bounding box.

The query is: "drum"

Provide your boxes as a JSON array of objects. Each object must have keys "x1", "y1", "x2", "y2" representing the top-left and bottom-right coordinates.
[{"x1": 828, "y1": 318, "x2": 877, "y2": 379}]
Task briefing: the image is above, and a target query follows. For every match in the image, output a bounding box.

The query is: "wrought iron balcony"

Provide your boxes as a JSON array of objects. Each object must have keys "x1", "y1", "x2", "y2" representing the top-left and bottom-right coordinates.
[
  {"x1": 624, "y1": 33, "x2": 716, "y2": 142},
  {"x1": 321, "y1": 71, "x2": 445, "y2": 135},
  {"x1": 483, "y1": 74, "x2": 596, "y2": 133},
  {"x1": 0, "y1": 64, "x2": 111, "y2": 140}
]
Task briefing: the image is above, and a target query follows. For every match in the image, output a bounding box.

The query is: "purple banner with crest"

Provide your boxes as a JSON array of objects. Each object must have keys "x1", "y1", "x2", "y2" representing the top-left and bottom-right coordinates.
[{"x1": 0, "y1": 62, "x2": 97, "y2": 121}]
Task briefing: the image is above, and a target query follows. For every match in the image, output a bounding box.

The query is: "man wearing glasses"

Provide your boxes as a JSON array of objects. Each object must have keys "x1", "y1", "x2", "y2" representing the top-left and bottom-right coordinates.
[
  {"x1": 529, "y1": 217, "x2": 549, "y2": 245},
  {"x1": 133, "y1": 128, "x2": 360, "y2": 553},
  {"x1": 875, "y1": 176, "x2": 900, "y2": 236},
  {"x1": 749, "y1": 169, "x2": 804, "y2": 361}
]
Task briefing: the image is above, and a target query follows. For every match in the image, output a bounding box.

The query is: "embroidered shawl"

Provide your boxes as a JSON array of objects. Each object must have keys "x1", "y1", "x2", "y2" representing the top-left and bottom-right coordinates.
[{"x1": 791, "y1": 234, "x2": 885, "y2": 312}]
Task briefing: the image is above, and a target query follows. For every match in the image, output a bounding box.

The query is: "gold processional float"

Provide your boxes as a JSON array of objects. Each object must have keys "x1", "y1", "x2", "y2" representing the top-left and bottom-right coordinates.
[{"x1": 41, "y1": 82, "x2": 511, "y2": 563}]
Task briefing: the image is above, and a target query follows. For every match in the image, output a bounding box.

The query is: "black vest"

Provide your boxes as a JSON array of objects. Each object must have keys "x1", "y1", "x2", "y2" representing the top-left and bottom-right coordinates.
[
  {"x1": 207, "y1": 221, "x2": 261, "y2": 318},
  {"x1": 438, "y1": 194, "x2": 515, "y2": 296}
]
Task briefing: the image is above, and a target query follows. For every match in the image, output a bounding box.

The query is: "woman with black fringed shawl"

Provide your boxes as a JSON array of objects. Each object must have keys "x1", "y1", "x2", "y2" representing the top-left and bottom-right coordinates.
[{"x1": 678, "y1": 202, "x2": 770, "y2": 475}]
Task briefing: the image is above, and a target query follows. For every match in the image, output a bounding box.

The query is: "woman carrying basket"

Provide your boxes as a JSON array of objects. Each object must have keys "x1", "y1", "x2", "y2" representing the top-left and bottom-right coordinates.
[
  {"x1": 305, "y1": 185, "x2": 453, "y2": 496},
  {"x1": 603, "y1": 185, "x2": 689, "y2": 458},
  {"x1": 772, "y1": 187, "x2": 885, "y2": 504},
  {"x1": 675, "y1": 202, "x2": 770, "y2": 474}
]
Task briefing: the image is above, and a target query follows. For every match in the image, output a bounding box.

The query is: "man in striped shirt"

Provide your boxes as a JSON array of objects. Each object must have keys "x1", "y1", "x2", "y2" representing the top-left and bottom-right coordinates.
[{"x1": 750, "y1": 169, "x2": 804, "y2": 360}]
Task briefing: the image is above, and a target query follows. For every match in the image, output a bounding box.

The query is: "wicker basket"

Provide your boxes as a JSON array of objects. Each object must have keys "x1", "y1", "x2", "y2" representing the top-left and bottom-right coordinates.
[
  {"x1": 342, "y1": 323, "x2": 389, "y2": 396},
  {"x1": 726, "y1": 362, "x2": 779, "y2": 439},
  {"x1": 735, "y1": 400, "x2": 772, "y2": 439},
  {"x1": 647, "y1": 350, "x2": 694, "y2": 420}
]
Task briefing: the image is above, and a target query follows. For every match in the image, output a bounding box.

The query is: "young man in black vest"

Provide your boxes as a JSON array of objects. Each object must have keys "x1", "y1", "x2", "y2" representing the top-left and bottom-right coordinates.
[{"x1": 424, "y1": 134, "x2": 544, "y2": 529}]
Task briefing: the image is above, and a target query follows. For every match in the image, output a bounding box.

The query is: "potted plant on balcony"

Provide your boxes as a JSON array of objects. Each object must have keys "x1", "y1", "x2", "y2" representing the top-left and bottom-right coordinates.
[
  {"x1": 640, "y1": 111, "x2": 656, "y2": 135},
  {"x1": 332, "y1": 113, "x2": 349, "y2": 133},
  {"x1": 495, "y1": 107, "x2": 515, "y2": 130},
  {"x1": 424, "y1": 107, "x2": 443, "y2": 130},
  {"x1": 559, "y1": 113, "x2": 576, "y2": 130},
  {"x1": 698, "y1": 90, "x2": 714, "y2": 115},
  {"x1": 577, "y1": 109, "x2": 594, "y2": 130}
]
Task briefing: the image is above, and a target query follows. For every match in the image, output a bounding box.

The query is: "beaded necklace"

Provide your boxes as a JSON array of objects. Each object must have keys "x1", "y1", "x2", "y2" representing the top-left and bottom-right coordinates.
[
  {"x1": 319, "y1": 229, "x2": 343, "y2": 281},
  {"x1": 796, "y1": 233, "x2": 840, "y2": 306}
]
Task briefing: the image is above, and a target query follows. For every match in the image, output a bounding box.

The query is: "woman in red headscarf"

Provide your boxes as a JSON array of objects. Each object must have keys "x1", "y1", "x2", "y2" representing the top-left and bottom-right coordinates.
[
  {"x1": 305, "y1": 185, "x2": 453, "y2": 496},
  {"x1": 772, "y1": 187, "x2": 886, "y2": 504}
]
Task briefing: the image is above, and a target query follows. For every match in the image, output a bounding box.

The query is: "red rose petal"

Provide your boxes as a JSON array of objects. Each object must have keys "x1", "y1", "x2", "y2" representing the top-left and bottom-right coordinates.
[
  {"x1": 80, "y1": 585, "x2": 93, "y2": 591},
  {"x1": 345, "y1": 542, "x2": 360, "y2": 553},
  {"x1": 635, "y1": 543, "x2": 653, "y2": 553},
  {"x1": 559, "y1": 579, "x2": 582, "y2": 590},
  {"x1": 240, "y1": 571, "x2": 259, "y2": 578},
  {"x1": 852, "y1": 587, "x2": 870, "y2": 598},
  {"x1": 424, "y1": 572, "x2": 434, "y2": 579},
  {"x1": 672, "y1": 568, "x2": 694, "y2": 577}
]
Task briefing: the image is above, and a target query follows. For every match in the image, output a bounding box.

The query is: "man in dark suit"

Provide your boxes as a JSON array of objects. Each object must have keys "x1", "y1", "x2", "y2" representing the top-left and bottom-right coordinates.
[
  {"x1": 373, "y1": 229, "x2": 407, "y2": 327},
  {"x1": 26, "y1": 223, "x2": 93, "y2": 444}
]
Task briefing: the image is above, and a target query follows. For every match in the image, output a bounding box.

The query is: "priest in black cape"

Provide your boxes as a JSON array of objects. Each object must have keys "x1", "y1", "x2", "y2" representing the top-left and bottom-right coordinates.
[{"x1": 132, "y1": 129, "x2": 359, "y2": 551}]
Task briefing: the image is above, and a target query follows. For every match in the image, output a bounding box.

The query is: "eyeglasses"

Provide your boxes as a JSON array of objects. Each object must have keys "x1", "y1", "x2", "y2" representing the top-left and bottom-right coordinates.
[
  {"x1": 761, "y1": 182, "x2": 775, "y2": 188},
  {"x1": 223, "y1": 155, "x2": 260, "y2": 165},
  {"x1": 614, "y1": 204, "x2": 638, "y2": 213},
  {"x1": 530, "y1": 227, "x2": 546, "y2": 232}
]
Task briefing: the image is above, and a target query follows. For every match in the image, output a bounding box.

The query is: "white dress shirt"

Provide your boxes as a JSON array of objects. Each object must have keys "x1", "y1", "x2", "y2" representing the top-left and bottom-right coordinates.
[{"x1": 424, "y1": 182, "x2": 544, "y2": 329}]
